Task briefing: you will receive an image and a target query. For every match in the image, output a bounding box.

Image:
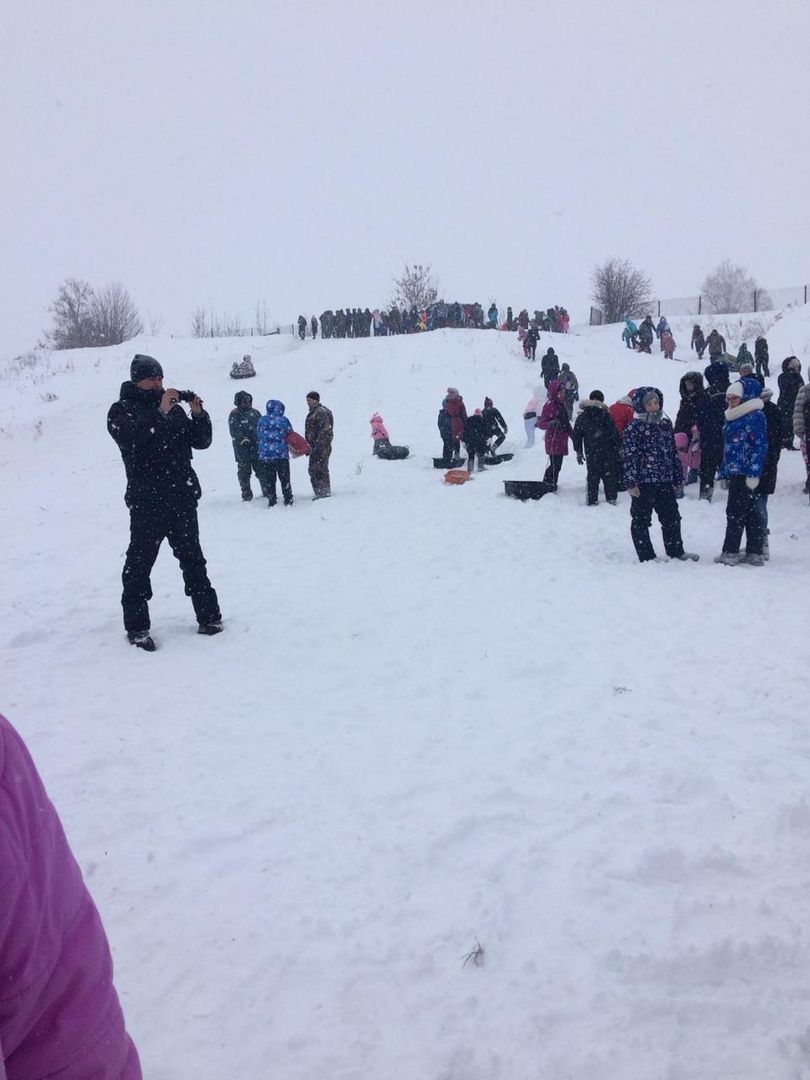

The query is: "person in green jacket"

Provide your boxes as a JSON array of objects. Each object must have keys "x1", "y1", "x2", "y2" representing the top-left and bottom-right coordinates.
[{"x1": 228, "y1": 391, "x2": 268, "y2": 501}]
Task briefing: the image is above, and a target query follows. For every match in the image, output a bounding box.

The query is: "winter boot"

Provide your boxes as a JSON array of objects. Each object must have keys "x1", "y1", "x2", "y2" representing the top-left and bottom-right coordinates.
[
  {"x1": 743, "y1": 553, "x2": 765, "y2": 567},
  {"x1": 128, "y1": 630, "x2": 156, "y2": 652},
  {"x1": 762, "y1": 538, "x2": 770, "y2": 561},
  {"x1": 198, "y1": 622, "x2": 224, "y2": 636},
  {"x1": 713, "y1": 551, "x2": 745, "y2": 566},
  {"x1": 241, "y1": 490, "x2": 253, "y2": 502},
  {"x1": 673, "y1": 552, "x2": 700, "y2": 561}
]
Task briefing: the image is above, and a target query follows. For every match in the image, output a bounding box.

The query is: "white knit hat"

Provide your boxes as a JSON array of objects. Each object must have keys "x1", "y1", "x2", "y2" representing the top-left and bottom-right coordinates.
[{"x1": 726, "y1": 381, "x2": 745, "y2": 399}]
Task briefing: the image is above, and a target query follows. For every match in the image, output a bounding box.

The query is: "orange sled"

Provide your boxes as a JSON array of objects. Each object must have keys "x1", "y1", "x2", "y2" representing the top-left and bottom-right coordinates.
[{"x1": 444, "y1": 469, "x2": 472, "y2": 485}]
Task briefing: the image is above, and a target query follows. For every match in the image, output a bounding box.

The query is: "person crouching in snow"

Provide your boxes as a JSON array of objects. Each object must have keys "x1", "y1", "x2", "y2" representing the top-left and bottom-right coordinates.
[
  {"x1": 463, "y1": 409, "x2": 488, "y2": 472},
  {"x1": 257, "y1": 399, "x2": 294, "y2": 506},
  {"x1": 622, "y1": 388, "x2": 699, "y2": 562},
  {"x1": 714, "y1": 380, "x2": 767, "y2": 566},
  {"x1": 482, "y1": 396, "x2": 508, "y2": 455},
  {"x1": 537, "y1": 380, "x2": 573, "y2": 490},
  {"x1": 572, "y1": 390, "x2": 620, "y2": 505}
]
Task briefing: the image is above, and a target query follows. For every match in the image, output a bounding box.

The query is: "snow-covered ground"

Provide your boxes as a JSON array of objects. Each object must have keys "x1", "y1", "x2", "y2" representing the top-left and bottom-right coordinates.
[{"x1": 3, "y1": 309, "x2": 810, "y2": 1079}]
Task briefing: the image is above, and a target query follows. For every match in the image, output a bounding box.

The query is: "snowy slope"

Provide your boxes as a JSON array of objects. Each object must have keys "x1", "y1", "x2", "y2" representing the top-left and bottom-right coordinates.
[{"x1": 3, "y1": 312, "x2": 810, "y2": 1080}]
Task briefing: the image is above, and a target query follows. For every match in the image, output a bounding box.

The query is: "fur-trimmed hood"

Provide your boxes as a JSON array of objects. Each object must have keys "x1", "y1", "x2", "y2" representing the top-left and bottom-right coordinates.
[
  {"x1": 725, "y1": 397, "x2": 764, "y2": 422},
  {"x1": 578, "y1": 398, "x2": 608, "y2": 411}
]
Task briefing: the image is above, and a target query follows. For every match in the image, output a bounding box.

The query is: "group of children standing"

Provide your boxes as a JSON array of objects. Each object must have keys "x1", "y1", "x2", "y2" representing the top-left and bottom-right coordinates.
[{"x1": 526, "y1": 362, "x2": 783, "y2": 564}]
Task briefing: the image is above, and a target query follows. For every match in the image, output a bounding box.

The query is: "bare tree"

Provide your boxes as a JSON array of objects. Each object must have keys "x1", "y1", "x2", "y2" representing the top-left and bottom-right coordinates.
[
  {"x1": 700, "y1": 260, "x2": 771, "y2": 314},
  {"x1": 90, "y1": 282, "x2": 143, "y2": 345},
  {"x1": 590, "y1": 258, "x2": 654, "y2": 323},
  {"x1": 191, "y1": 307, "x2": 210, "y2": 338},
  {"x1": 147, "y1": 310, "x2": 165, "y2": 335},
  {"x1": 42, "y1": 278, "x2": 97, "y2": 349},
  {"x1": 254, "y1": 300, "x2": 273, "y2": 335},
  {"x1": 392, "y1": 263, "x2": 440, "y2": 310}
]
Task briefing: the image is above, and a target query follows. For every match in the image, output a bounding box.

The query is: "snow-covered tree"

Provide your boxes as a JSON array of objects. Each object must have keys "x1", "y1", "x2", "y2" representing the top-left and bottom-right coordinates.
[
  {"x1": 700, "y1": 260, "x2": 771, "y2": 314},
  {"x1": 391, "y1": 263, "x2": 440, "y2": 310},
  {"x1": 43, "y1": 278, "x2": 142, "y2": 349},
  {"x1": 590, "y1": 258, "x2": 654, "y2": 323}
]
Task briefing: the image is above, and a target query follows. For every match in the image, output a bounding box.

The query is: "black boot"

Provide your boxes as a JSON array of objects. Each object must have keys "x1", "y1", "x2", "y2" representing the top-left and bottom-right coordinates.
[{"x1": 128, "y1": 630, "x2": 156, "y2": 652}]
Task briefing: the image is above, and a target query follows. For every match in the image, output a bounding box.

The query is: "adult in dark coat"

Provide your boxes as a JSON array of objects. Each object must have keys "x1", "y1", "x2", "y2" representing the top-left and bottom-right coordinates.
[
  {"x1": 637, "y1": 316, "x2": 655, "y2": 353},
  {"x1": 540, "y1": 348, "x2": 560, "y2": 387},
  {"x1": 482, "y1": 397, "x2": 508, "y2": 453},
  {"x1": 754, "y1": 336, "x2": 770, "y2": 379},
  {"x1": 756, "y1": 386, "x2": 782, "y2": 558},
  {"x1": 705, "y1": 329, "x2": 726, "y2": 359},
  {"x1": 572, "y1": 390, "x2": 620, "y2": 504},
  {"x1": 228, "y1": 391, "x2": 268, "y2": 501},
  {"x1": 691, "y1": 325, "x2": 706, "y2": 359},
  {"x1": 297, "y1": 315, "x2": 307, "y2": 341},
  {"x1": 777, "y1": 356, "x2": 803, "y2": 449},
  {"x1": 695, "y1": 361, "x2": 730, "y2": 500},
  {"x1": 674, "y1": 372, "x2": 705, "y2": 438},
  {"x1": 304, "y1": 391, "x2": 334, "y2": 498},
  {"x1": 107, "y1": 355, "x2": 222, "y2": 649}
]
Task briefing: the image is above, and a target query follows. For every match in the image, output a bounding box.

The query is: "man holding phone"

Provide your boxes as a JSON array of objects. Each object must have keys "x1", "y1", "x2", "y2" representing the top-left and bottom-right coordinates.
[{"x1": 107, "y1": 354, "x2": 222, "y2": 651}]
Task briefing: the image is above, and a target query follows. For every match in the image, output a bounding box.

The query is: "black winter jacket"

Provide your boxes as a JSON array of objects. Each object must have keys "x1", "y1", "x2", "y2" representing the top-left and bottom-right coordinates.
[
  {"x1": 482, "y1": 406, "x2": 507, "y2": 439},
  {"x1": 572, "y1": 401, "x2": 620, "y2": 461},
  {"x1": 107, "y1": 382, "x2": 212, "y2": 507},
  {"x1": 674, "y1": 373, "x2": 705, "y2": 437},
  {"x1": 759, "y1": 399, "x2": 782, "y2": 495},
  {"x1": 463, "y1": 413, "x2": 487, "y2": 452}
]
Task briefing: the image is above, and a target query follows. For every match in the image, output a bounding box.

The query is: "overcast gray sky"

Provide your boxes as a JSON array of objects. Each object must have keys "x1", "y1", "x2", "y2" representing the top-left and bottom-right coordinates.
[{"x1": 2, "y1": 0, "x2": 809, "y2": 355}]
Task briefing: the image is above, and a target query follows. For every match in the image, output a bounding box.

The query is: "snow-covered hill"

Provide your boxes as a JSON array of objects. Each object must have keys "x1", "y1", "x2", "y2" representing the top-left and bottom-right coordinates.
[{"x1": 3, "y1": 310, "x2": 810, "y2": 1079}]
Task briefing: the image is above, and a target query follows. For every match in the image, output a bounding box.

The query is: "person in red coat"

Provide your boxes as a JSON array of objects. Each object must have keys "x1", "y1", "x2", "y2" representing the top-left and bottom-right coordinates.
[
  {"x1": 537, "y1": 379, "x2": 573, "y2": 490},
  {"x1": 609, "y1": 392, "x2": 635, "y2": 435}
]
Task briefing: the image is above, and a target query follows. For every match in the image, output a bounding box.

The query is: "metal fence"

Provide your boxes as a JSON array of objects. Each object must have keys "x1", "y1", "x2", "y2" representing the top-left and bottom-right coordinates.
[{"x1": 591, "y1": 283, "x2": 810, "y2": 325}]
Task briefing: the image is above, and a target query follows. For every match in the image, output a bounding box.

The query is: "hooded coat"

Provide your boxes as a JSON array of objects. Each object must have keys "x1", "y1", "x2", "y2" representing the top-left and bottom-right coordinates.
[
  {"x1": 257, "y1": 400, "x2": 293, "y2": 460},
  {"x1": 0, "y1": 714, "x2": 141, "y2": 1080},
  {"x1": 441, "y1": 392, "x2": 467, "y2": 438},
  {"x1": 719, "y1": 384, "x2": 767, "y2": 479},
  {"x1": 228, "y1": 391, "x2": 262, "y2": 463},
  {"x1": 674, "y1": 372, "x2": 705, "y2": 437},
  {"x1": 537, "y1": 380, "x2": 573, "y2": 455},
  {"x1": 572, "y1": 400, "x2": 620, "y2": 461},
  {"x1": 759, "y1": 392, "x2": 783, "y2": 494},
  {"x1": 695, "y1": 363, "x2": 731, "y2": 454},
  {"x1": 609, "y1": 395, "x2": 634, "y2": 435},
  {"x1": 107, "y1": 382, "x2": 211, "y2": 507},
  {"x1": 540, "y1": 349, "x2": 560, "y2": 384},
  {"x1": 621, "y1": 387, "x2": 681, "y2": 487}
]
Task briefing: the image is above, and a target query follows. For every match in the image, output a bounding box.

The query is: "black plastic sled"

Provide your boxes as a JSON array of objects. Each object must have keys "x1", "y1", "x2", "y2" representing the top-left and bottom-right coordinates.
[
  {"x1": 504, "y1": 480, "x2": 554, "y2": 501},
  {"x1": 434, "y1": 456, "x2": 465, "y2": 469},
  {"x1": 483, "y1": 452, "x2": 514, "y2": 465},
  {"x1": 375, "y1": 444, "x2": 410, "y2": 460}
]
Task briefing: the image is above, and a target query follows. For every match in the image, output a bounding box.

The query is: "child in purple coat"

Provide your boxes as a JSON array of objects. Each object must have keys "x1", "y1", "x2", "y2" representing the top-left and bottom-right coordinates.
[{"x1": 537, "y1": 380, "x2": 573, "y2": 490}]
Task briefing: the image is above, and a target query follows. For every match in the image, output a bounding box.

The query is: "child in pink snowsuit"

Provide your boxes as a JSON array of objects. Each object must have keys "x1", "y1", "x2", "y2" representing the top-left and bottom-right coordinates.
[
  {"x1": 661, "y1": 329, "x2": 676, "y2": 360},
  {"x1": 674, "y1": 427, "x2": 702, "y2": 485}
]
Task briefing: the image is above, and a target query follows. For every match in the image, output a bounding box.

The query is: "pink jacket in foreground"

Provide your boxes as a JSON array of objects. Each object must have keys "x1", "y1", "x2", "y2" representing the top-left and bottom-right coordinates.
[{"x1": 0, "y1": 715, "x2": 141, "y2": 1080}]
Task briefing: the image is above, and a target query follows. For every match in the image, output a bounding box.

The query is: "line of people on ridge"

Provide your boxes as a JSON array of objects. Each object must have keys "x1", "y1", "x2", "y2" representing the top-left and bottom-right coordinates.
[{"x1": 297, "y1": 302, "x2": 571, "y2": 340}]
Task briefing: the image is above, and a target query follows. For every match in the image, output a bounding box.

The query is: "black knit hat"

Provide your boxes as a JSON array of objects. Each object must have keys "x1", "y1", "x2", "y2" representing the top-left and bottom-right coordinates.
[
  {"x1": 590, "y1": 390, "x2": 605, "y2": 402},
  {"x1": 130, "y1": 354, "x2": 163, "y2": 382},
  {"x1": 306, "y1": 390, "x2": 320, "y2": 401}
]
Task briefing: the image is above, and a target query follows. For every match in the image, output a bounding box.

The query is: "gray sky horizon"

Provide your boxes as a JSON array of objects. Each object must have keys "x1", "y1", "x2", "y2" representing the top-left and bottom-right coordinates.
[{"x1": 3, "y1": 0, "x2": 809, "y2": 356}]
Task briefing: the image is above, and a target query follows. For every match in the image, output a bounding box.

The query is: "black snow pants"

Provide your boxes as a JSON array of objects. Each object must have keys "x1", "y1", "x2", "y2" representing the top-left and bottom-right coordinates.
[
  {"x1": 630, "y1": 483, "x2": 685, "y2": 562},
  {"x1": 121, "y1": 500, "x2": 221, "y2": 633},
  {"x1": 723, "y1": 476, "x2": 764, "y2": 555},
  {"x1": 262, "y1": 459, "x2": 293, "y2": 505}
]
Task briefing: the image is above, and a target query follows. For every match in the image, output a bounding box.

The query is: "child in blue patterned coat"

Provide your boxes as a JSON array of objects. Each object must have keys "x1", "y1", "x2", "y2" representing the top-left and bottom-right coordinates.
[
  {"x1": 257, "y1": 399, "x2": 294, "y2": 507},
  {"x1": 621, "y1": 387, "x2": 698, "y2": 563},
  {"x1": 714, "y1": 381, "x2": 768, "y2": 566}
]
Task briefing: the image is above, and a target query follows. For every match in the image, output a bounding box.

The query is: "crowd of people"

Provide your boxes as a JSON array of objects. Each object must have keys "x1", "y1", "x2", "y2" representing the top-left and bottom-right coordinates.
[
  {"x1": 105, "y1": 328, "x2": 808, "y2": 653},
  {"x1": 297, "y1": 302, "x2": 571, "y2": 340}
]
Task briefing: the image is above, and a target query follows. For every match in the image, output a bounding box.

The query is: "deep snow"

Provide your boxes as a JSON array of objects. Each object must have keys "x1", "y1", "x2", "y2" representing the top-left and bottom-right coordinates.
[{"x1": 3, "y1": 309, "x2": 810, "y2": 1079}]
